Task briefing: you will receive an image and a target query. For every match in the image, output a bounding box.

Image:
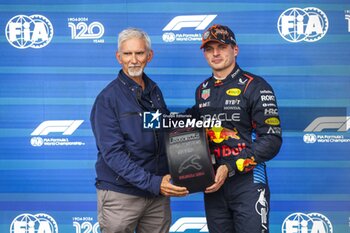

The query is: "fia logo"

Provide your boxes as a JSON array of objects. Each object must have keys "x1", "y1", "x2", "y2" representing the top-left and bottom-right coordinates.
[
  {"x1": 68, "y1": 19, "x2": 104, "y2": 41},
  {"x1": 143, "y1": 110, "x2": 162, "y2": 129},
  {"x1": 281, "y1": 212, "x2": 333, "y2": 233},
  {"x1": 303, "y1": 133, "x2": 317, "y2": 144},
  {"x1": 5, "y1": 15, "x2": 54, "y2": 49},
  {"x1": 277, "y1": 7, "x2": 328, "y2": 42},
  {"x1": 10, "y1": 213, "x2": 58, "y2": 233}
]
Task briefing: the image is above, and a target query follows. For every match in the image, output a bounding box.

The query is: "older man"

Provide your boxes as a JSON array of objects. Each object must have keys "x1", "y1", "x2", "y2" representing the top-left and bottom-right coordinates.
[{"x1": 90, "y1": 27, "x2": 188, "y2": 233}]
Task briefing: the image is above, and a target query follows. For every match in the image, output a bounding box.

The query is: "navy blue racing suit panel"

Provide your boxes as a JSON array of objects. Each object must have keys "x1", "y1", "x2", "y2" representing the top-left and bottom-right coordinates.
[
  {"x1": 192, "y1": 64, "x2": 282, "y2": 172},
  {"x1": 204, "y1": 174, "x2": 271, "y2": 233}
]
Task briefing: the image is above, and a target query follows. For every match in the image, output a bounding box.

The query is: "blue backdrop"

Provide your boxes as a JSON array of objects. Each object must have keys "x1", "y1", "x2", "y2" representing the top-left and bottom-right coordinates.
[{"x1": 1, "y1": 1, "x2": 350, "y2": 233}]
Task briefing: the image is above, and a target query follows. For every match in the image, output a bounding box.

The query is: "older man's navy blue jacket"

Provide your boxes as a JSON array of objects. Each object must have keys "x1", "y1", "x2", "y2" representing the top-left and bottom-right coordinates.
[{"x1": 90, "y1": 70, "x2": 169, "y2": 197}]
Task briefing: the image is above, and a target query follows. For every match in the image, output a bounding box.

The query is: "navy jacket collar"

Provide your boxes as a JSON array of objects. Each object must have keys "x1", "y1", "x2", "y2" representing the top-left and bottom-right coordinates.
[{"x1": 118, "y1": 70, "x2": 154, "y2": 94}]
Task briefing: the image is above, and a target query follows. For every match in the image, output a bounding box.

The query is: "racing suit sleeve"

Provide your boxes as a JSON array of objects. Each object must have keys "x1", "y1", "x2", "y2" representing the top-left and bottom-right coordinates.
[
  {"x1": 239, "y1": 80, "x2": 282, "y2": 166},
  {"x1": 91, "y1": 94, "x2": 162, "y2": 195},
  {"x1": 221, "y1": 80, "x2": 282, "y2": 174}
]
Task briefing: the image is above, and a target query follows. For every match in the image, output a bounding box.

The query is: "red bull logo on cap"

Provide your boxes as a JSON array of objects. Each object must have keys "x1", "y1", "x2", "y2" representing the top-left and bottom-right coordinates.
[{"x1": 207, "y1": 126, "x2": 240, "y2": 143}]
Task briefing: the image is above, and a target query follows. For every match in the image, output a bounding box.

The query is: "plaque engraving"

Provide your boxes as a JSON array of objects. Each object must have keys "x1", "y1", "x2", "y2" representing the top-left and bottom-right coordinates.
[{"x1": 165, "y1": 127, "x2": 215, "y2": 193}]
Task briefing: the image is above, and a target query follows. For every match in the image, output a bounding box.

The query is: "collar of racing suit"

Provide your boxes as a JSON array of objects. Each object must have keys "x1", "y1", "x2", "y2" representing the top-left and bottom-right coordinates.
[{"x1": 206, "y1": 63, "x2": 243, "y2": 88}]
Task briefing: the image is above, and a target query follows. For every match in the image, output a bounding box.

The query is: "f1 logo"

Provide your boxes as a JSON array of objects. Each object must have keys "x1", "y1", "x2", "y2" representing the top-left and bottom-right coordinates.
[
  {"x1": 170, "y1": 217, "x2": 208, "y2": 232},
  {"x1": 31, "y1": 120, "x2": 84, "y2": 136},
  {"x1": 346, "y1": 13, "x2": 350, "y2": 32},
  {"x1": 304, "y1": 116, "x2": 350, "y2": 132},
  {"x1": 163, "y1": 15, "x2": 217, "y2": 31}
]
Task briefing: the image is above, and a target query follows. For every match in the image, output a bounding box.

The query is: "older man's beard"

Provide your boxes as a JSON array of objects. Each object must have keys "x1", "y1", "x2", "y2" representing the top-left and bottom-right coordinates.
[{"x1": 127, "y1": 66, "x2": 143, "y2": 77}]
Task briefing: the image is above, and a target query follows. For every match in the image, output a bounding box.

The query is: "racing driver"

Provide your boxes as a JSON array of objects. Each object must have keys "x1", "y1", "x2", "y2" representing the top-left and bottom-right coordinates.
[{"x1": 187, "y1": 24, "x2": 282, "y2": 233}]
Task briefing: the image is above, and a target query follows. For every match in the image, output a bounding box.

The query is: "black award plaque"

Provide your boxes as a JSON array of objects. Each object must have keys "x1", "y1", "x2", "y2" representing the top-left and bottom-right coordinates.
[{"x1": 165, "y1": 127, "x2": 215, "y2": 193}]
